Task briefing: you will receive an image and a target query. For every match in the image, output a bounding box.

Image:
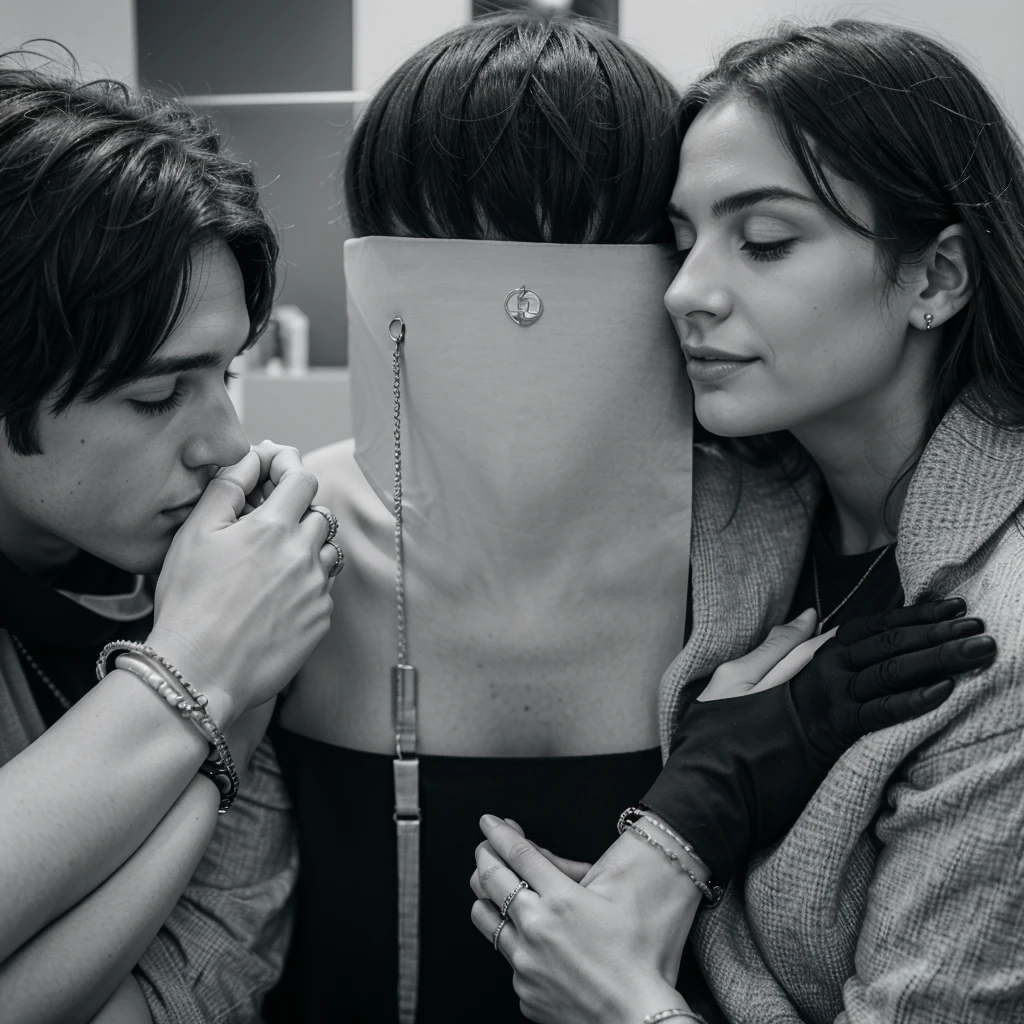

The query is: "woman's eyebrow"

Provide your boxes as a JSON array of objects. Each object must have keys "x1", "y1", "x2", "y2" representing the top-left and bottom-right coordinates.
[{"x1": 668, "y1": 185, "x2": 816, "y2": 221}]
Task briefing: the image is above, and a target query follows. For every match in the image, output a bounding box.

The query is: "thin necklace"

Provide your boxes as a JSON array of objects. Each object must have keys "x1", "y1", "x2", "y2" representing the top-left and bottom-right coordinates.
[
  {"x1": 8, "y1": 632, "x2": 73, "y2": 711},
  {"x1": 812, "y1": 542, "x2": 894, "y2": 636}
]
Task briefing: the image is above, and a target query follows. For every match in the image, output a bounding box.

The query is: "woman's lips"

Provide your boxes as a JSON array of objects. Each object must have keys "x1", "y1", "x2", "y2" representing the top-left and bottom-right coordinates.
[{"x1": 685, "y1": 356, "x2": 758, "y2": 383}]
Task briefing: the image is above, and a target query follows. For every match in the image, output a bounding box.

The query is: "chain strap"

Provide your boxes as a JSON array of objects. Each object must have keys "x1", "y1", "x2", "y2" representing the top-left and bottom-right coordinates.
[{"x1": 391, "y1": 316, "x2": 408, "y2": 666}]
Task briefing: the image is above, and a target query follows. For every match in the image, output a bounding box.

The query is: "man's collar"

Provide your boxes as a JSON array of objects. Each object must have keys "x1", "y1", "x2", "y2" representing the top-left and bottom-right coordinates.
[{"x1": 0, "y1": 549, "x2": 152, "y2": 646}]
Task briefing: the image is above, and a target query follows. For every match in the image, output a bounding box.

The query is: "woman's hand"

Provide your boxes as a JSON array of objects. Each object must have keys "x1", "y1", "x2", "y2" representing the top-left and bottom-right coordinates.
[
  {"x1": 644, "y1": 597, "x2": 997, "y2": 882},
  {"x1": 470, "y1": 816, "x2": 691, "y2": 1024},
  {"x1": 148, "y1": 444, "x2": 337, "y2": 727}
]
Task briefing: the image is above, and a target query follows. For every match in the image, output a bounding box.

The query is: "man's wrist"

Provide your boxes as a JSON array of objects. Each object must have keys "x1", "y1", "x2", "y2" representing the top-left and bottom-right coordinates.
[{"x1": 142, "y1": 628, "x2": 239, "y2": 729}]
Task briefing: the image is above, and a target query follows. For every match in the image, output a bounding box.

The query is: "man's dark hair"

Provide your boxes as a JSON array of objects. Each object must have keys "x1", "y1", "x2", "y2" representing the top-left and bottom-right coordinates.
[
  {"x1": 0, "y1": 49, "x2": 278, "y2": 455},
  {"x1": 345, "y1": 12, "x2": 681, "y2": 244}
]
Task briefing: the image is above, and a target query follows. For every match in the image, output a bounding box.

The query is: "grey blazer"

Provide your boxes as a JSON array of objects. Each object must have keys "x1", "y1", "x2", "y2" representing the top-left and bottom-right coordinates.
[{"x1": 658, "y1": 394, "x2": 1024, "y2": 1023}]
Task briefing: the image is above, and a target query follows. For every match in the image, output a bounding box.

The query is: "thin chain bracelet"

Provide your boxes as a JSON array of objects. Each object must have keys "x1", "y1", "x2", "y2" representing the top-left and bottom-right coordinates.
[
  {"x1": 643, "y1": 1009, "x2": 707, "y2": 1023},
  {"x1": 618, "y1": 808, "x2": 722, "y2": 905},
  {"x1": 624, "y1": 822, "x2": 722, "y2": 905},
  {"x1": 98, "y1": 641, "x2": 239, "y2": 813}
]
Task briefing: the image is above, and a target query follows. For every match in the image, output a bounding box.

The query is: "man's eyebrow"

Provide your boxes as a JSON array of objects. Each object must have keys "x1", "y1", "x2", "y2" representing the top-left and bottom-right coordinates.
[
  {"x1": 131, "y1": 352, "x2": 225, "y2": 381},
  {"x1": 668, "y1": 186, "x2": 817, "y2": 222}
]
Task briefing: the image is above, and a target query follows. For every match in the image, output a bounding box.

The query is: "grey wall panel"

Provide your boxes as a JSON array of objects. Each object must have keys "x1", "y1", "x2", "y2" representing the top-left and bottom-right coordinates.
[
  {"x1": 211, "y1": 104, "x2": 356, "y2": 366},
  {"x1": 137, "y1": 0, "x2": 352, "y2": 95}
]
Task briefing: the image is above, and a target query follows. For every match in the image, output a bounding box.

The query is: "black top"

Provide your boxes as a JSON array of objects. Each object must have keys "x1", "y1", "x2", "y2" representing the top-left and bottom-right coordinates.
[
  {"x1": 0, "y1": 550, "x2": 152, "y2": 728},
  {"x1": 264, "y1": 734, "x2": 665, "y2": 1022}
]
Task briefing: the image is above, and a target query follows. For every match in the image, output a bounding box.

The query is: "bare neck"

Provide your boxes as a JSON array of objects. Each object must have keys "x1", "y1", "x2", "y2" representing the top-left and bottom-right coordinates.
[{"x1": 791, "y1": 356, "x2": 936, "y2": 555}]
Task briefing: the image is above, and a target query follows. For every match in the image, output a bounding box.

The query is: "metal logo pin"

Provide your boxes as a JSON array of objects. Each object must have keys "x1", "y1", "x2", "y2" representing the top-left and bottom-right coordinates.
[{"x1": 504, "y1": 286, "x2": 543, "y2": 327}]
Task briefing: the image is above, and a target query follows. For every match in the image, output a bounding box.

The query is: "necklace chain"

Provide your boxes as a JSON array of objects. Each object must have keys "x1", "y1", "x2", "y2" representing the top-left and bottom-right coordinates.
[
  {"x1": 8, "y1": 632, "x2": 73, "y2": 711},
  {"x1": 812, "y1": 542, "x2": 894, "y2": 635}
]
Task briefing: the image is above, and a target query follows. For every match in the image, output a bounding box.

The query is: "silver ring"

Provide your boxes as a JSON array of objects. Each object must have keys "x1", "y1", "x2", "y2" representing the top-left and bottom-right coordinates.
[
  {"x1": 324, "y1": 540, "x2": 345, "y2": 578},
  {"x1": 492, "y1": 916, "x2": 508, "y2": 951},
  {"x1": 499, "y1": 879, "x2": 529, "y2": 918},
  {"x1": 306, "y1": 504, "x2": 338, "y2": 544}
]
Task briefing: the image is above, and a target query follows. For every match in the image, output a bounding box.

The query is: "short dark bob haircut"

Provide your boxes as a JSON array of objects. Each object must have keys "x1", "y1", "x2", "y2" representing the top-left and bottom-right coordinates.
[
  {"x1": 684, "y1": 19, "x2": 1024, "y2": 467},
  {"x1": 0, "y1": 48, "x2": 278, "y2": 456},
  {"x1": 345, "y1": 12, "x2": 680, "y2": 244}
]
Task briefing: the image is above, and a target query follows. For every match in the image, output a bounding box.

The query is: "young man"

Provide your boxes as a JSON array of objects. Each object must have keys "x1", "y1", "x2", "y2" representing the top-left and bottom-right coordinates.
[{"x1": 0, "y1": 53, "x2": 338, "y2": 1022}]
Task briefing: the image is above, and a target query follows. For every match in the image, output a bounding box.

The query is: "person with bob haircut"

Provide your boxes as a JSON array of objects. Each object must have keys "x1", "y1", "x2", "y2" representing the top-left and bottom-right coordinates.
[
  {"x1": 267, "y1": 13, "x2": 991, "y2": 1023},
  {"x1": 469, "y1": 18, "x2": 1024, "y2": 1024},
  {"x1": 0, "y1": 50, "x2": 341, "y2": 1023}
]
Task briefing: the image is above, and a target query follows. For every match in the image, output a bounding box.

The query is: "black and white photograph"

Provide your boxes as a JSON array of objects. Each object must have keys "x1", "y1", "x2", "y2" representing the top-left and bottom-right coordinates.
[{"x1": 0, "y1": 0, "x2": 1021, "y2": 1021}]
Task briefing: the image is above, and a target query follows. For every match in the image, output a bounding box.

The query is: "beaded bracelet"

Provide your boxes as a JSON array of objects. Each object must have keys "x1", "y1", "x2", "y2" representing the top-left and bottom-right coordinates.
[
  {"x1": 614, "y1": 802, "x2": 720, "y2": 901},
  {"x1": 98, "y1": 641, "x2": 239, "y2": 813},
  {"x1": 642, "y1": 1009, "x2": 707, "y2": 1023}
]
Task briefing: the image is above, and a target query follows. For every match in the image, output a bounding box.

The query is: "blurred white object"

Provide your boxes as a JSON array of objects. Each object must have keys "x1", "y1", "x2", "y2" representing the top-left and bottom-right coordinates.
[{"x1": 273, "y1": 304, "x2": 311, "y2": 375}]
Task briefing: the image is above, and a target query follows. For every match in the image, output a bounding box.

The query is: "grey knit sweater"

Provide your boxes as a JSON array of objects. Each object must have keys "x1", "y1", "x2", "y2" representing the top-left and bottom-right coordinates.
[{"x1": 659, "y1": 395, "x2": 1024, "y2": 1023}]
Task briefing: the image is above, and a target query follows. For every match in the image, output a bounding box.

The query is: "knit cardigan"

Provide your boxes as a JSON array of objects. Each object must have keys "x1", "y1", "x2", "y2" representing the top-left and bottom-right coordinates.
[{"x1": 658, "y1": 395, "x2": 1024, "y2": 1023}]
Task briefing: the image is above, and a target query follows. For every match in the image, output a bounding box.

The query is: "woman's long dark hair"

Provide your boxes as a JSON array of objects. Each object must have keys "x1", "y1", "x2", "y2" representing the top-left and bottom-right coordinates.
[
  {"x1": 684, "y1": 19, "x2": 1024, "y2": 472},
  {"x1": 345, "y1": 12, "x2": 681, "y2": 244}
]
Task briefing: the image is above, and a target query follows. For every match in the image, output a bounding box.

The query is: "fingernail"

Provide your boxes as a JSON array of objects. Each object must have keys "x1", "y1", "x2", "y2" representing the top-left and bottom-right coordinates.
[
  {"x1": 480, "y1": 814, "x2": 502, "y2": 830},
  {"x1": 921, "y1": 680, "x2": 954, "y2": 702},
  {"x1": 796, "y1": 607, "x2": 817, "y2": 623},
  {"x1": 949, "y1": 618, "x2": 983, "y2": 638},
  {"x1": 938, "y1": 598, "x2": 967, "y2": 617},
  {"x1": 962, "y1": 635, "x2": 996, "y2": 658}
]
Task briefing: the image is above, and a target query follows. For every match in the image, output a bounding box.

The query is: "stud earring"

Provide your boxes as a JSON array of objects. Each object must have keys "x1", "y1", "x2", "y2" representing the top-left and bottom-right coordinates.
[{"x1": 924, "y1": 313, "x2": 934, "y2": 330}]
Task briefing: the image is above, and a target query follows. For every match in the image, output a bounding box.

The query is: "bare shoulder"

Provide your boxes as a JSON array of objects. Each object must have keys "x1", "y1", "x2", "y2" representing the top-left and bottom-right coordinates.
[{"x1": 302, "y1": 439, "x2": 360, "y2": 506}]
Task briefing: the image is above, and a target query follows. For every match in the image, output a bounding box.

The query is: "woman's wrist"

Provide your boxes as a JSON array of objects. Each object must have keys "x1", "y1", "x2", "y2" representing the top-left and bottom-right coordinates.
[{"x1": 612, "y1": 971, "x2": 691, "y2": 1024}]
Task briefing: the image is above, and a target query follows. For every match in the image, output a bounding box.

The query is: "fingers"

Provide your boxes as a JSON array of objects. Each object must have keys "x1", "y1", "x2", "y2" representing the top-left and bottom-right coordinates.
[
  {"x1": 844, "y1": 617, "x2": 985, "y2": 671},
  {"x1": 480, "y1": 815, "x2": 575, "y2": 899},
  {"x1": 856, "y1": 680, "x2": 954, "y2": 733},
  {"x1": 250, "y1": 465, "x2": 320, "y2": 522},
  {"x1": 471, "y1": 897, "x2": 515, "y2": 960},
  {"x1": 700, "y1": 608, "x2": 817, "y2": 699},
  {"x1": 837, "y1": 597, "x2": 967, "y2": 646},
  {"x1": 502, "y1": 818, "x2": 592, "y2": 881},
  {"x1": 473, "y1": 841, "x2": 537, "y2": 922},
  {"x1": 746, "y1": 628, "x2": 838, "y2": 694},
  {"x1": 249, "y1": 440, "x2": 303, "y2": 486},
  {"x1": 850, "y1": 635, "x2": 997, "y2": 701},
  {"x1": 189, "y1": 451, "x2": 262, "y2": 527}
]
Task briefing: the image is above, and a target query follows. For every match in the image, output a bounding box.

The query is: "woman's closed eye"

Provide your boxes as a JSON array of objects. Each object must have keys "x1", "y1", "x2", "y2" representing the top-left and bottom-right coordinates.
[{"x1": 741, "y1": 238, "x2": 796, "y2": 262}]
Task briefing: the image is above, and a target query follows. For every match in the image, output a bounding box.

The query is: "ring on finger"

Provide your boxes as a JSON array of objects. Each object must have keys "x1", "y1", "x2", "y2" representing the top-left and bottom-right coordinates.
[
  {"x1": 306, "y1": 504, "x2": 339, "y2": 543},
  {"x1": 499, "y1": 879, "x2": 529, "y2": 918},
  {"x1": 324, "y1": 540, "x2": 345, "y2": 578},
  {"x1": 492, "y1": 916, "x2": 509, "y2": 951}
]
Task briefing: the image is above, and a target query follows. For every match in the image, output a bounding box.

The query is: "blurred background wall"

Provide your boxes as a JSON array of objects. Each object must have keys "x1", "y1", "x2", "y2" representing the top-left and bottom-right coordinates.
[
  {"x1": 1, "y1": 0, "x2": 1019, "y2": 448},
  {"x1": 1, "y1": 0, "x2": 135, "y2": 84}
]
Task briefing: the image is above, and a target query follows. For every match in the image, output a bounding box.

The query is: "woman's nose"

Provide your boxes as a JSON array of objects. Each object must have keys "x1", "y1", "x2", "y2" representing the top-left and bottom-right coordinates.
[{"x1": 663, "y1": 246, "x2": 732, "y2": 327}]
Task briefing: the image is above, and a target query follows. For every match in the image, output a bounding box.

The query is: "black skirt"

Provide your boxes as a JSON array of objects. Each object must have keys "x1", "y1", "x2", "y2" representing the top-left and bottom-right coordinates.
[{"x1": 264, "y1": 729, "x2": 723, "y2": 1023}]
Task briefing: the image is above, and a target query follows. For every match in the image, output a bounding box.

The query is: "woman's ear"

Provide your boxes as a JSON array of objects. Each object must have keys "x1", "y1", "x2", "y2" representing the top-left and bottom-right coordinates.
[{"x1": 913, "y1": 224, "x2": 974, "y2": 331}]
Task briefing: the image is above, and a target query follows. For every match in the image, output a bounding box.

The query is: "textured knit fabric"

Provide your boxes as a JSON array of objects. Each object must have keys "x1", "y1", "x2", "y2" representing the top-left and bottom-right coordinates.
[
  {"x1": 658, "y1": 394, "x2": 1024, "y2": 1024},
  {"x1": 0, "y1": 583, "x2": 297, "y2": 1023}
]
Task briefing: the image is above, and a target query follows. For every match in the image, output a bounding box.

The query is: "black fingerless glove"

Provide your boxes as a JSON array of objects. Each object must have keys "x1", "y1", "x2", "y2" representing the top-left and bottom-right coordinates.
[{"x1": 643, "y1": 598, "x2": 995, "y2": 884}]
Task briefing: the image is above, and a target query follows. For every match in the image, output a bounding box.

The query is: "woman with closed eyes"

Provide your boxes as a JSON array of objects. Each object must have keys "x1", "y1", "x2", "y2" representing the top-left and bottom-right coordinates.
[{"x1": 472, "y1": 19, "x2": 1024, "y2": 1024}]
